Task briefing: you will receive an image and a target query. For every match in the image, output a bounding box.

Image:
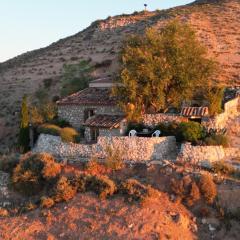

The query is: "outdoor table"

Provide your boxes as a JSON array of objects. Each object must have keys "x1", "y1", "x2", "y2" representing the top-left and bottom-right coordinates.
[{"x1": 137, "y1": 131, "x2": 153, "y2": 137}]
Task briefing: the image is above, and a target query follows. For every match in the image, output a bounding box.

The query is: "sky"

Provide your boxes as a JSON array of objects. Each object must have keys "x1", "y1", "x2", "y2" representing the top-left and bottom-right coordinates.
[{"x1": 0, "y1": 0, "x2": 193, "y2": 62}]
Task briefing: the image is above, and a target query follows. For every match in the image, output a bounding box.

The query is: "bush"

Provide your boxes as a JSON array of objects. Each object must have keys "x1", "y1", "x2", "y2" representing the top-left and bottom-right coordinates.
[
  {"x1": 105, "y1": 146, "x2": 124, "y2": 170},
  {"x1": 12, "y1": 153, "x2": 61, "y2": 196},
  {"x1": 50, "y1": 118, "x2": 71, "y2": 128},
  {"x1": 70, "y1": 173, "x2": 90, "y2": 192},
  {"x1": 155, "y1": 122, "x2": 179, "y2": 136},
  {"x1": 60, "y1": 127, "x2": 78, "y2": 143},
  {"x1": 212, "y1": 161, "x2": 234, "y2": 175},
  {"x1": 204, "y1": 134, "x2": 229, "y2": 147},
  {"x1": 199, "y1": 173, "x2": 217, "y2": 204},
  {"x1": 85, "y1": 157, "x2": 108, "y2": 175},
  {"x1": 120, "y1": 179, "x2": 159, "y2": 204},
  {"x1": 54, "y1": 176, "x2": 77, "y2": 202},
  {"x1": 87, "y1": 175, "x2": 116, "y2": 199},
  {"x1": 177, "y1": 122, "x2": 204, "y2": 143},
  {"x1": 38, "y1": 124, "x2": 61, "y2": 136},
  {"x1": 40, "y1": 197, "x2": 55, "y2": 208},
  {"x1": 170, "y1": 175, "x2": 200, "y2": 206}
]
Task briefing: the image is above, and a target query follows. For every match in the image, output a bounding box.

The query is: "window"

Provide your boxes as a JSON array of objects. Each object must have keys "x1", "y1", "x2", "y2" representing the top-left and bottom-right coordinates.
[{"x1": 84, "y1": 109, "x2": 95, "y2": 122}]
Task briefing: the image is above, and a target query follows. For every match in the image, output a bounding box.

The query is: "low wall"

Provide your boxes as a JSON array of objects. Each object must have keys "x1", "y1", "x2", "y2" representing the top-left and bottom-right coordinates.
[
  {"x1": 34, "y1": 134, "x2": 177, "y2": 162},
  {"x1": 142, "y1": 114, "x2": 188, "y2": 126},
  {"x1": 179, "y1": 143, "x2": 240, "y2": 167}
]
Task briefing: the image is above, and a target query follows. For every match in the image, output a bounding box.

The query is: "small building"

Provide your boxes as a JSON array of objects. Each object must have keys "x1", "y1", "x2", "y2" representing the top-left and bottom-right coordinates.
[{"x1": 57, "y1": 77, "x2": 126, "y2": 142}]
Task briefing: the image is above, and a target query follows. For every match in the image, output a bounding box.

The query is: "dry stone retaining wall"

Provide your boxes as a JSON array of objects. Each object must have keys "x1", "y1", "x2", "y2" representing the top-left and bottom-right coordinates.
[
  {"x1": 179, "y1": 143, "x2": 240, "y2": 167},
  {"x1": 34, "y1": 134, "x2": 177, "y2": 162}
]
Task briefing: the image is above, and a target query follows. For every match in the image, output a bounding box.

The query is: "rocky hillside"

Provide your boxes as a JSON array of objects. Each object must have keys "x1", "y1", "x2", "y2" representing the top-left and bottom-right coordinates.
[{"x1": 0, "y1": 0, "x2": 240, "y2": 151}]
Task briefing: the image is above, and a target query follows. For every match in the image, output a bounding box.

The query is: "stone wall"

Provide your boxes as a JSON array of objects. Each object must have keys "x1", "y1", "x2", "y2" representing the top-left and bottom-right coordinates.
[
  {"x1": 142, "y1": 114, "x2": 188, "y2": 126},
  {"x1": 34, "y1": 134, "x2": 177, "y2": 162},
  {"x1": 202, "y1": 96, "x2": 239, "y2": 130},
  {"x1": 178, "y1": 143, "x2": 240, "y2": 167},
  {"x1": 58, "y1": 105, "x2": 122, "y2": 128}
]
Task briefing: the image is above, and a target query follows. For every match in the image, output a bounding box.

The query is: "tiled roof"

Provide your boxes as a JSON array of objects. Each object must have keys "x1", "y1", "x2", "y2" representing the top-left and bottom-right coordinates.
[
  {"x1": 181, "y1": 107, "x2": 209, "y2": 117},
  {"x1": 57, "y1": 88, "x2": 117, "y2": 106},
  {"x1": 84, "y1": 115, "x2": 125, "y2": 129}
]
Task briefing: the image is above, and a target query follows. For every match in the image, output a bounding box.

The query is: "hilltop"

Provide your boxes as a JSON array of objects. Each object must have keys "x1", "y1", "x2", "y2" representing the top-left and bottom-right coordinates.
[{"x1": 0, "y1": 0, "x2": 240, "y2": 151}]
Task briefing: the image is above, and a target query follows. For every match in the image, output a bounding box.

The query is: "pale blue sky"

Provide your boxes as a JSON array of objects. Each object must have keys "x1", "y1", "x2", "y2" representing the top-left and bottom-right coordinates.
[{"x1": 0, "y1": 0, "x2": 193, "y2": 62}]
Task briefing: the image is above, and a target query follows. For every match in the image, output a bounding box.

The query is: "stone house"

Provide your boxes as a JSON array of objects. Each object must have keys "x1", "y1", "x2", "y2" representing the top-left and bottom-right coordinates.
[{"x1": 57, "y1": 77, "x2": 127, "y2": 142}]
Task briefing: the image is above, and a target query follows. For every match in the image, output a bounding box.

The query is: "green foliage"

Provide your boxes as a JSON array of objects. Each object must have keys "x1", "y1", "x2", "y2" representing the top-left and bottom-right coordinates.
[
  {"x1": 60, "y1": 127, "x2": 79, "y2": 143},
  {"x1": 154, "y1": 122, "x2": 179, "y2": 136},
  {"x1": 204, "y1": 134, "x2": 229, "y2": 147},
  {"x1": 204, "y1": 86, "x2": 224, "y2": 116},
  {"x1": 113, "y1": 20, "x2": 217, "y2": 121},
  {"x1": 18, "y1": 95, "x2": 30, "y2": 153},
  {"x1": 88, "y1": 175, "x2": 117, "y2": 199},
  {"x1": 38, "y1": 124, "x2": 61, "y2": 136},
  {"x1": 12, "y1": 153, "x2": 61, "y2": 196},
  {"x1": 199, "y1": 173, "x2": 217, "y2": 205},
  {"x1": 61, "y1": 60, "x2": 93, "y2": 97},
  {"x1": 177, "y1": 122, "x2": 204, "y2": 143}
]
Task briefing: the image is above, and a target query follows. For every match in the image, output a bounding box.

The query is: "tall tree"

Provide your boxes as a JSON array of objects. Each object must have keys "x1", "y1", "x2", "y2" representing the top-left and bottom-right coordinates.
[
  {"x1": 113, "y1": 20, "x2": 217, "y2": 121},
  {"x1": 19, "y1": 95, "x2": 30, "y2": 152}
]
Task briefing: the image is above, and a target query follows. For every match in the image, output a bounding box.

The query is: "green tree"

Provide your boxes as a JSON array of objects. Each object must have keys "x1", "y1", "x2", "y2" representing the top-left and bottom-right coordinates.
[
  {"x1": 19, "y1": 95, "x2": 30, "y2": 152},
  {"x1": 204, "y1": 86, "x2": 224, "y2": 116},
  {"x1": 61, "y1": 60, "x2": 93, "y2": 97},
  {"x1": 113, "y1": 20, "x2": 217, "y2": 121}
]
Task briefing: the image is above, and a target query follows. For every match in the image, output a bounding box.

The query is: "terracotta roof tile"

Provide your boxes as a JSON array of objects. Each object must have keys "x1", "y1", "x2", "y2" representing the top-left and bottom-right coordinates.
[
  {"x1": 181, "y1": 107, "x2": 209, "y2": 117},
  {"x1": 84, "y1": 115, "x2": 125, "y2": 129},
  {"x1": 57, "y1": 88, "x2": 117, "y2": 106}
]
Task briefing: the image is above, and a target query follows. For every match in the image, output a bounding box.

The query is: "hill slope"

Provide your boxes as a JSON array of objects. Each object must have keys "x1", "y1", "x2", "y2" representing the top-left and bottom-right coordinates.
[{"x1": 0, "y1": 0, "x2": 240, "y2": 151}]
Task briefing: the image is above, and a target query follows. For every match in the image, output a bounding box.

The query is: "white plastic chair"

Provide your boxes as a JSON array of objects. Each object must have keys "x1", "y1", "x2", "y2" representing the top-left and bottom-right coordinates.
[
  {"x1": 129, "y1": 129, "x2": 137, "y2": 137},
  {"x1": 152, "y1": 130, "x2": 161, "y2": 137}
]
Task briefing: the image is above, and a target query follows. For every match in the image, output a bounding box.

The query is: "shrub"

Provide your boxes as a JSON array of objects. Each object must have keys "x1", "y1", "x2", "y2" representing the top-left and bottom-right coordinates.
[
  {"x1": 212, "y1": 161, "x2": 234, "y2": 175},
  {"x1": 105, "y1": 146, "x2": 124, "y2": 170},
  {"x1": 85, "y1": 157, "x2": 108, "y2": 175},
  {"x1": 60, "y1": 127, "x2": 78, "y2": 143},
  {"x1": 178, "y1": 122, "x2": 204, "y2": 143},
  {"x1": 12, "y1": 153, "x2": 61, "y2": 196},
  {"x1": 199, "y1": 173, "x2": 217, "y2": 204},
  {"x1": 120, "y1": 179, "x2": 159, "y2": 204},
  {"x1": 41, "y1": 197, "x2": 55, "y2": 208},
  {"x1": 54, "y1": 176, "x2": 77, "y2": 202},
  {"x1": 155, "y1": 122, "x2": 179, "y2": 136},
  {"x1": 70, "y1": 173, "x2": 90, "y2": 192},
  {"x1": 38, "y1": 124, "x2": 61, "y2": 136},
  {"x1": 204, "y1": 134, "x2": 229, "y2": 147},
  {"x1": 50, "y1": 118, "x2": 71, "y2": 128},
  {"x1": 171, "y1": 175, "x2": 200, "y2": 206},
  {"x1": 88, "y1": 175, "x2": 116, "y2": 199}
]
